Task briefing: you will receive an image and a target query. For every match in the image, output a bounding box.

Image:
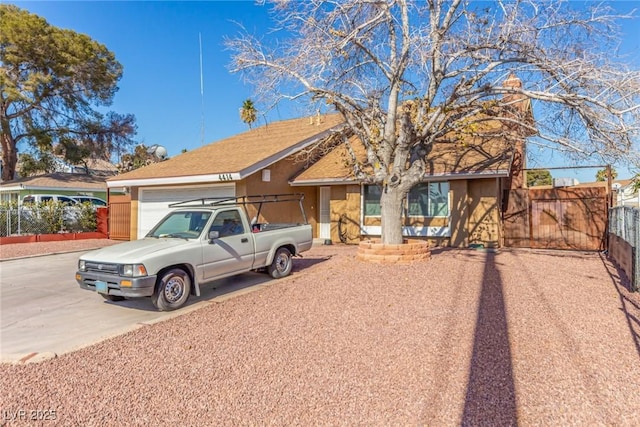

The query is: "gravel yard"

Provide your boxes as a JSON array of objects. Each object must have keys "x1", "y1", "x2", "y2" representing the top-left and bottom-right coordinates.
[
  {"x1": 0, "y1": 239, "x2": 119, "y2": 261},
  {"x1": 1, "y1": 243, "x2": 640, "y2": 426}
]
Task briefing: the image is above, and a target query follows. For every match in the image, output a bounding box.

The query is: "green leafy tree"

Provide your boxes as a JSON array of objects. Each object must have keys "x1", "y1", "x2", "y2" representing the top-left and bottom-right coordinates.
[
  {"x1": 527, "y1": 169, "x2": 553, "y2": 187},
  {"x1": 18, "y1": 152, "x2": 60, "y2": 177},
  {"x1": 595, "y1": 168, "x2": 618, "y2": 182},
  {"x1": 228, "y1": 1, "x2": 640, "y2": 244},
  {"x1": 240, "y1": 99, "x2": 257, "y2": 128},
  {"x1": 117, "y1": 144, "x2": 159, "y2": 173},
  {"x1": 0, "y1": 5, "x2": 137, "y2": 181}
]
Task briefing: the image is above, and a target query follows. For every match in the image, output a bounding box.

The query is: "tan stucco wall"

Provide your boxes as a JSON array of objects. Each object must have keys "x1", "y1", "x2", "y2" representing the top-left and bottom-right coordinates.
[{"x1": 242, "y1": 156, "x2": 318, "y2": 228}]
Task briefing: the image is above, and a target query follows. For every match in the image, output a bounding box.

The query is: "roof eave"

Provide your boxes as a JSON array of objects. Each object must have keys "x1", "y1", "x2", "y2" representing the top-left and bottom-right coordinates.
[
  {"x1": 290, "y1": 170, "x2": 510, "y2": 186},
  {"x1": 429, "y1": 170, "x2": 511, "y2": 180},
  {"x1": 289, "y1": 178, "x2": 360, "y2": 186},
  {"x1": 107, "y1": 173, "x2": 242, "y2": 188},
  {"x1": 0, "y1": 184, "x2": 106, "y2": 192}
]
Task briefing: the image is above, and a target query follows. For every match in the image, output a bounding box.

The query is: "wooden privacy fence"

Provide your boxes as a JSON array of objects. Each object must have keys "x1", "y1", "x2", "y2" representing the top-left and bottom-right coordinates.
[
  {"x1": 108, "y1": 194, "x2": 131, "y2": 240},
  {"x1": 503, "y1": 186, "x2": 608, "y2": 251}
]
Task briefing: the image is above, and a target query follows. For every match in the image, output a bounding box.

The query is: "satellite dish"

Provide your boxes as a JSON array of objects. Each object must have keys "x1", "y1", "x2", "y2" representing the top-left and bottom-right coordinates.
[
  {"x1": 612, "y1": 182, "x2": 622, "y2": 191},
  {"x1": 147, "y1": 144, "x2": 169, "y2": 161},
  {"x1": 155, "y1": 146, "x2": 168, "y2": 160}
]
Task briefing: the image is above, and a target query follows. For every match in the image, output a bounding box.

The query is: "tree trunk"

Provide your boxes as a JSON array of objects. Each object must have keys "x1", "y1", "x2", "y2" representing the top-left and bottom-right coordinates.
[
  {"x1": 380, "y1": 185, "x2": 405, "y2": 245},
  {"x1": 0, "y1": 128, "x2": 17, "y2": 182}
]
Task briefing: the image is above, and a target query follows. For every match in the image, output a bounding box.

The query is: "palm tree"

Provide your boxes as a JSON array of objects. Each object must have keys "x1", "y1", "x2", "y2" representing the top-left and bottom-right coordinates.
[
  {"x1": 595, "y1": 168, "x2": 618, "y2": 182},
  {"x1": 239, "y1": 99, "x2": 257, "y2": 129}
]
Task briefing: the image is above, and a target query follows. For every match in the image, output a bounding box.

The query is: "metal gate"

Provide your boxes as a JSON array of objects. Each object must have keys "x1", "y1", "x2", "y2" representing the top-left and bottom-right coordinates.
[
  {"x1": 108, "y1": 194, "x2": 131, "y2": 240},
  {"x1": 503, "y1": 186, "x2": 608, "y2": 250}
]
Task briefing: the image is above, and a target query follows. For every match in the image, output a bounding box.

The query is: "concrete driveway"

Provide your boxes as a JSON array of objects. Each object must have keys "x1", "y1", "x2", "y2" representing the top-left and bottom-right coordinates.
[{"x1": 0, "y1": 251, "x2": 274, "y2": 363}]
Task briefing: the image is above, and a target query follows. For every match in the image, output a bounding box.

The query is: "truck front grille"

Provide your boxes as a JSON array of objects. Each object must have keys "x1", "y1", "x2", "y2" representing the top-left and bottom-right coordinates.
[{"x1": 85, "y1": 262, "x2": 119, "y2": 274}]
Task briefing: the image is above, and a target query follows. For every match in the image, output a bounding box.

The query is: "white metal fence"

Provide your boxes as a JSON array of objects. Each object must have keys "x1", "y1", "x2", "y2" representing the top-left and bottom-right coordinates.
[{"x1": 609, "y1": 206, "x2": 640, "y2": 291}]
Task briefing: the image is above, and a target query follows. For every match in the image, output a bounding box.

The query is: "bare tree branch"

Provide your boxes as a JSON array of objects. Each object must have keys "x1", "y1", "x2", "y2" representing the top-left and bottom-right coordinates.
[{"x1": 226, "y1": 0, "x2": 640, "y2": 243}]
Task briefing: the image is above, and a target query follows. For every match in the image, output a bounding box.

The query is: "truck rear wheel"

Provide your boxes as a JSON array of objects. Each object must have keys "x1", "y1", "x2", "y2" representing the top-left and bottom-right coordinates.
[
  {"x1": 267, "y1": 247, "x2": 292, "y2": 279},
  {"x1": 152, "y1": 268, "x2": 191, "y2": 311}
]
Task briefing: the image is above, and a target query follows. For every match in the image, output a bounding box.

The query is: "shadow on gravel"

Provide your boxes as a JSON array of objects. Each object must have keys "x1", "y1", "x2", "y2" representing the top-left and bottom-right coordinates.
[
  {"x1": 101, "y1": 256, "x2": 333, "y2": 312},
  {"x1": 462, "y1": 251, "x2": 518, "y2": 426},
  {"x1": 102, "y1": 271, "x2": 277, "y2": 312},
  {"x1": 291, "y1": 254, "x2": 333, "y2": 272},
  {"x1": 599, "y1": 253, "x2": 640, "y2": 360}
]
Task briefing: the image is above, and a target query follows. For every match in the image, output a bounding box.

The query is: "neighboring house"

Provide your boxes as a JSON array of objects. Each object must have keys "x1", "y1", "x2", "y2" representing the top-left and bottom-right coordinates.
[
  {"x1": 615, "y1": 180, "x2": 639, "y2": 208},
  {"x1": 108, "y1": 90, "x2": 530, "y2": 248},
  {"x1": 0, "y1": 172, "x2": 110, "y2": 204},
  {"x1": 65, "y1": 158, "x2": 118, "y2": 177}
]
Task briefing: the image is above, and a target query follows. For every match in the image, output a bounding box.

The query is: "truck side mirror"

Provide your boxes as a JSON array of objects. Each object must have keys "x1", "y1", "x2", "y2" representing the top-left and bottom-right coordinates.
[{"x1": 208, "y1": 230, "x2": 219, "y2": 241}]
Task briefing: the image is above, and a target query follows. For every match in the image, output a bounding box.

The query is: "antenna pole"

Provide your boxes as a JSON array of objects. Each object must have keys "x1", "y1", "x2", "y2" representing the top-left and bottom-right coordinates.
[{"x1": 199, "y1": 32, "x2": 205, "y2": 146}]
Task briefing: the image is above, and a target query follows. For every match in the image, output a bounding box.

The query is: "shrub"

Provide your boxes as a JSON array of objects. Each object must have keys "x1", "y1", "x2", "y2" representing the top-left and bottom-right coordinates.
[
  {"x1": 76, "y1": 202, "x2": 97, "y2": 232},
  {"x1": 29, "y1": 200, "x2": 66, "y2": 234}
]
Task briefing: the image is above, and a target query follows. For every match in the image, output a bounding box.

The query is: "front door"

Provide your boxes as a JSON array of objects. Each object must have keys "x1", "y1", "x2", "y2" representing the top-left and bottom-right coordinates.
[{"x1": 319, "y1": 187, "x2": 331, "y2": 240}]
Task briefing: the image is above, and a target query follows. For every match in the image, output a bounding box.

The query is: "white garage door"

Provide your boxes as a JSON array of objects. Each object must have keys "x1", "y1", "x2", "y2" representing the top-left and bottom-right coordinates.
[{"x1": 138, "y1": 184, "x2": 235, "y2": 239}]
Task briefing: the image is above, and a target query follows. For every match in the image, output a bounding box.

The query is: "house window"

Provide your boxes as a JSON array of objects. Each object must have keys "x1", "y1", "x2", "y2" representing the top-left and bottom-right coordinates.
[
  {"x1": 363, "y1": 184, "x2": 382, "y2": 216},
  {"x1": 408, "y1": 182, "x2": 449, "y2": 217},
  {"x1": 364, "y1": 182, "x2": 449, "y2": 218}
]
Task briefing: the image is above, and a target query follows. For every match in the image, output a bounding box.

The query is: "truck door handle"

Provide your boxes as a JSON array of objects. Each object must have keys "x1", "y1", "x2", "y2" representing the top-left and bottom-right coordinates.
[{"x1": 241, "y1": 238, "x2": 248, "y2": 243}]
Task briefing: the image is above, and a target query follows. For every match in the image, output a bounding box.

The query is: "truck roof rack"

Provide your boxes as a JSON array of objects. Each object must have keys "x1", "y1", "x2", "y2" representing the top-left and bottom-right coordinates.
[
  {"x1": 169, "y1": 193, "x2": 307, "y2": 223},
  {"x1": 169, "y1": 193, "x2": 305, "y2": 208}
]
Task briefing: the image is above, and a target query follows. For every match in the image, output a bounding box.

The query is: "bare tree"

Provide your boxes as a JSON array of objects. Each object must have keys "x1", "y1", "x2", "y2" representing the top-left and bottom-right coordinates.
[{"x1": 227, "y1": 0, "x2": 640, "y2": 244}]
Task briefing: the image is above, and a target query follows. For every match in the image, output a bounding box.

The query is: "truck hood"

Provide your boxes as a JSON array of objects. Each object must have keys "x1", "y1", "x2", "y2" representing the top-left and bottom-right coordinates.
[{"x1": 79, "y1": 238, "x2": 193, "y2": 264}]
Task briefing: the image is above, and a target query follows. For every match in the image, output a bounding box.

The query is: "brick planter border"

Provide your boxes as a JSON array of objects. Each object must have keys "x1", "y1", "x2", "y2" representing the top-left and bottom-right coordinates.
[
  {"x1": 357, "y1": 239, "x2": 431, "y2": 264},
  {"x1": 0, "y1": 232, "x2": 107, "y2": 245}
]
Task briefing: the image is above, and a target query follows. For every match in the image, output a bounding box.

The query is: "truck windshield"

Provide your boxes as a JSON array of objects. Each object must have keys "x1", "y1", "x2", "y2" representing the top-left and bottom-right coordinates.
[{"x1": 146, "y1": 211, "x2": 211, "y2": 239}]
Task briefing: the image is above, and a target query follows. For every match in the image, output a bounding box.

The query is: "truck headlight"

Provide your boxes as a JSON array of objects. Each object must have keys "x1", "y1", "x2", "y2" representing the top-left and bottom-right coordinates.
[
  {"x1": 121, "y1": 264, "x2": 148, "y2": 277},
  {"x1": 78, "y1": 260, "x2": 86, "y2": 272}
]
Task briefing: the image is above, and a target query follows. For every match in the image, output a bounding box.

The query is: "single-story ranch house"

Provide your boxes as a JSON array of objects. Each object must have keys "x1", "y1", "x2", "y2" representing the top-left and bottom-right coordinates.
[
  {"x1": 108, "y1": 103, "x2": 529, "y2": 248},
  {"x1": 108, "y1": 74, "x2": 532, "y2": 247}
]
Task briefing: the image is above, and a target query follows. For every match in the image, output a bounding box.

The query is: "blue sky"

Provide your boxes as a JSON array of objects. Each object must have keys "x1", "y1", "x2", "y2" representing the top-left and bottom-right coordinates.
[{"x1": 8, "y1": 0, "x2": 640, "y2": 182}]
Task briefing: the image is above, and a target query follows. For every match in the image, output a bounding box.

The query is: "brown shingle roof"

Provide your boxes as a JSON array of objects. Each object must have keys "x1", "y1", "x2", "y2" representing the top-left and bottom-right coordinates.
[
  {"x1": 291, "y1": 133, "x2": 514, "y2": 184},
  {"x1": 0, "y1": 172, "x2": 108, "y2": 190},
  {"x1": 109, "y1": 114, "x2": 345, "y2": 183}
]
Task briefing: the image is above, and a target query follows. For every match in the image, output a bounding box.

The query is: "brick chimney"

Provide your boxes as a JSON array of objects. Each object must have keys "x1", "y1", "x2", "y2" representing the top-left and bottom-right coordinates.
[
  {"x1": 503, "y1": 72, "x2": 530, "y2": 113},
  {"x1": 502, "y1": 73, "x2": 529, "y2": 189}
]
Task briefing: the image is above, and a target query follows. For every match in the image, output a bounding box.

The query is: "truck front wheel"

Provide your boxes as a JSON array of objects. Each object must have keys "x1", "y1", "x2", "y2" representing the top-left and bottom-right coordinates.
[
  {"x1": 267, "y1": 247, "x2": 292, "y2": 279},
  {"x1": 152, "y1": 268, "x2": 191, "y2": 311}
]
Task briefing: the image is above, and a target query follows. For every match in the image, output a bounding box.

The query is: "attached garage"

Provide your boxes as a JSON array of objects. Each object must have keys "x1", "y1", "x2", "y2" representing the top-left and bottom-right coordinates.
[{"x1": 137, "y1": 184, "x2": 235, "y2": 238}]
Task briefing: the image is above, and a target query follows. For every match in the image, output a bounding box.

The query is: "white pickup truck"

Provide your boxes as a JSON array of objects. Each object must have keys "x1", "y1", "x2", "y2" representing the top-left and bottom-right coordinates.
[{"x1": 75, "y1": 194, "x2": 313, "y2": 310}]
